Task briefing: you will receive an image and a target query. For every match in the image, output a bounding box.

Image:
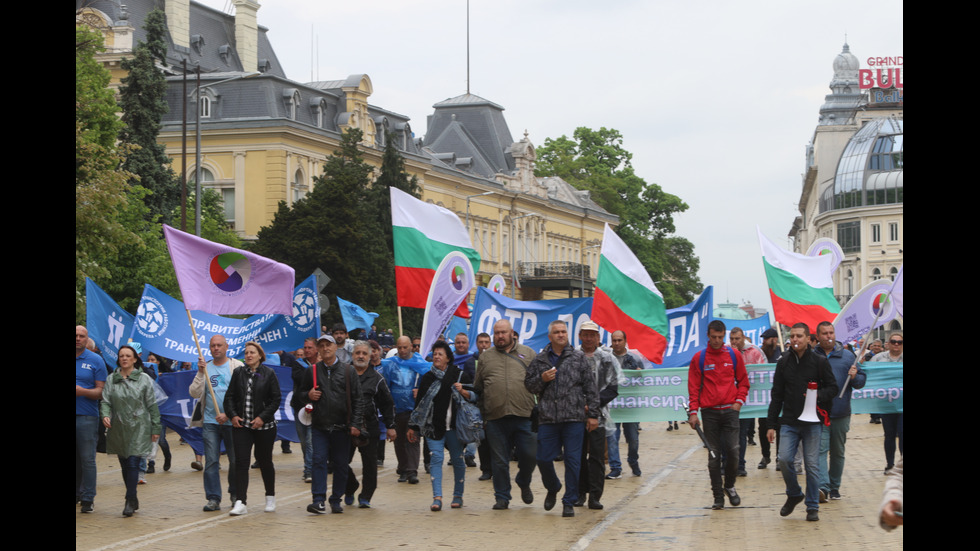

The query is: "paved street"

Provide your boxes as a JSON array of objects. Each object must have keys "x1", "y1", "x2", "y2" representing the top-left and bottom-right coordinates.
[{"x1": 77, "y1": 419, "x2": 902, "y2": 550}]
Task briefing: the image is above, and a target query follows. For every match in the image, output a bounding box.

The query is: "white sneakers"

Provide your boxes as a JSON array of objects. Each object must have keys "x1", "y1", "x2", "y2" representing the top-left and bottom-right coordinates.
[
  {"x1": 265, "y1": 496, "x2": 276, "y2": 512},
  {"x1": 229, "y1": 500, "x2": 248, "y2": 515}
]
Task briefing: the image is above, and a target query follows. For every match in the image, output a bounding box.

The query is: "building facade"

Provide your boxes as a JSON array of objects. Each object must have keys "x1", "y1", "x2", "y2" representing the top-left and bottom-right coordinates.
[
  {"x1": 77, "y1": 0, "x2": 618, "y2": 301},
  {"x1": 789, "y1": 43, "x2": 903, "y2": 334}
]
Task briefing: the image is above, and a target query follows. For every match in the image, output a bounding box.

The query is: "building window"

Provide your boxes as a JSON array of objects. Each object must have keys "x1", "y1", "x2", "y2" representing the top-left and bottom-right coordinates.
[
  {"x1": 889, "y1": 267, "x2": 898, "y2": 281},
  {"x1": 871, "y1": 223, "x2": 881, "y2": 244},
  {"x1": 837, "y1": 221, "x2": 861, "y2": 253},
  {"x1": 845, "y1": 269, "x2": 854, "y2": 297},
  {"x1": 200, "y1": 96, "x2": 211, "y2": 118},
  {"x1": 291, "y1": 168, "x2": 306, "y2": 203},
  {"x1": 872, "y1": 267, "x2": 882, "y2": 280},
  {"x1": 889, "y1": 222, "x2": 899, "y2": 242}
]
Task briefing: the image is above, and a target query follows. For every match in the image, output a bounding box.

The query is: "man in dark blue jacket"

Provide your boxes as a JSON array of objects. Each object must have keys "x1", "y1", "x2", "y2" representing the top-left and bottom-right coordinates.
[{"x1": 814, "y1": 321, "x2": 866, "y2": 501}]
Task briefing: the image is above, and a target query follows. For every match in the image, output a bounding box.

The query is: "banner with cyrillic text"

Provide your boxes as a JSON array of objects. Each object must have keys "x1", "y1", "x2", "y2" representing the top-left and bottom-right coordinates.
[
  {"x1": 608, "y1": 363, "x2": 903, "y2": 422},
  {"x1": 468, "y1": 286, "x2": 714, "y2": 367},
  {"x1": 131, "y1": 275, "x2": 320, "y2": 363}
]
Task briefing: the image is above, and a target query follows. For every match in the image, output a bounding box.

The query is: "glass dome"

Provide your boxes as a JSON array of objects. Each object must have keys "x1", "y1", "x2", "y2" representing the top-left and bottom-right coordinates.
[{"x1": 820, "y1": 118, "x2": 903, "y2": 212}]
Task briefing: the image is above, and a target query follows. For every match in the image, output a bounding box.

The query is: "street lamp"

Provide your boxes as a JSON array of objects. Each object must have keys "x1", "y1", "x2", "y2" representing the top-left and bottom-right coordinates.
[{"x1": 190, "y1": 70, "x2": 260, "y2": 236}]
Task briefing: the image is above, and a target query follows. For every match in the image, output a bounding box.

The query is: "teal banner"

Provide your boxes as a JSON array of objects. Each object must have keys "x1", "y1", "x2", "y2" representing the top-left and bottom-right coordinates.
[{"x1": 609, "y1": 362, "x2": 903, "y2": 422}]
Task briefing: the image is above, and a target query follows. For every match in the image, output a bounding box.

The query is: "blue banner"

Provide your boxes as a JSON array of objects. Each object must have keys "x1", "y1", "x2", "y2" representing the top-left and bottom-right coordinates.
[
  {"x1": 468, "y1": 286, "x2": 715, "y2": 366},
  {"x1": 131, "y1": 275, "x2": 320, "y2": 363},
  {"x1": 156, "y1": 366, "x2": 298, "y2": 455},
  {"x1": 661, "y1": 287, "x2": 714, "y2": 367},
  {"x1": 85, "y1": 278, "x2": 136, "y2": 367},
  {"x1": 715, "y1": 313, "x2": 772, "y2": 347},
  {"x1": 469, "y1": 287, "x2": 598, "y2": 353}
]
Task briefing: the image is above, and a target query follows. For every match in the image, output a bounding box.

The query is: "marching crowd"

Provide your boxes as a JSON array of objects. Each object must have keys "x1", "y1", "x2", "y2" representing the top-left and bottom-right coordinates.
[{"x1": 76, "y1": 319, "x2": 902, "y2": 529}]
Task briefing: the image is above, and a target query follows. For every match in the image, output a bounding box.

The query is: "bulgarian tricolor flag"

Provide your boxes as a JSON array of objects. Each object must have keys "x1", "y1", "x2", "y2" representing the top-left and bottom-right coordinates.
[
  {"x1": 391, "y1": 187, "x2": 481, "y2": 317},
  {"x1": 758, "y1": 227, "x2": 840, "y2": 331},
  {"x1": 592, "y1": 224, "x2": 668, "y2": 364}
]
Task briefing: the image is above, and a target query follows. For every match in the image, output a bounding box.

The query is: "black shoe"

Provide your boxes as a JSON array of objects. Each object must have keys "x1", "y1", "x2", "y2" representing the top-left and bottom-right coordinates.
[
  {"x1": 424, "y1": 463, "x2": 431, "y2": 474},
  {"x1": 806, "y1": 509, "x2": 819, "y2": 521},
  {"x1": 146, "y1": 461, "x2": 155, "y2": 474},
  {"x1": 630, "y1": 463, "x2": 642, "y2": 477},
  {"x1": 203, "y1": 499, "x2": 221, "y2": 512},
  {"x1": 562, "y1": 504, "x2": 575, "y2": 517},
  {"x1": 747, "y1": 436, "x2": 757, "y2": 446},
  {"x1": 666, "y1": 422, "x2": 673, "y2": 432},
  {"x1": 544, "y1": 489, "x2": 559, "y2": 511},
  {"x1": 588, "y1": 497, "x2": 603, "y2": 510},
  {"x1": 132, "y1": 497, "x2": 139, "y2": 511},
  {"x1": 479, "y1": 472, "x2": 492, "y2": 481},
  {"x1": 398, "y1": 473, "x2": 408, "y2": 483},
  {"x1": 80, "y1": 501, "x2": 94, "y2": 513},
  {"x1": 737, "y1": 468, "x2": 747, "y2": 477},
  {"x1": 330, "y1": 503, "x2": 344, "y2": 514},
  {"x1": 465, "y1": 456, "x2": 477, "y2": 468},
  {"x1": 408, "y1": 475, "x2": 420, "y2": 484},
  {"x1": 555, "y1": 453, "x2": 563, "y2": 462},
  {"x1": 712, "y1": 495, "x2": 725, "y2": 510},
  {"x1": 819, "y1": 489, "x2": 828, "y2": 503},
  {"x1": 758, "y1": 457, "x2": 771, "y2": 469},
  {"x1": 520, "y1": 485, "x2": 534, "y2": 504},
  {"x1": 307, "y1": 501, "x2": 326, "y2": 514},
  {"x1": 122, "y1": 499, "x2": 135, "y2": 517},
  {"x1": 251, "y1": 460, "x2": 260, "y2": 469},
  {"x1": 574, "y1": 496, "x2": 586, "y2": 507},
  {"x1": 163, "y1": 454, "x2": 172, "y2": 472},
  {"x1": 673, "y1": 421, "x2": 679, "y2": 430},
  {"x1": 377, "y1": 460, "x2": 384, "y2": 467},
  {"x1": 281, "y1": 442, "x2": 292, "y2": 454},
  {"x1": 492, "y1": 498, "x2": 509, "y2": 510},
  {"x1": 780, "y1": 495, "x2": 804, "y2": 517},
  {"x1": 725, "y1": 487, "x2": 741, "y2": 506}
]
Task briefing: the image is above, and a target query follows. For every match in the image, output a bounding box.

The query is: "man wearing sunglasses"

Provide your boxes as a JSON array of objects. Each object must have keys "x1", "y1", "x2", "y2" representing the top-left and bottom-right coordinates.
[{"x1": 871, "y1": 332, "x2": 903, "y2": 475}]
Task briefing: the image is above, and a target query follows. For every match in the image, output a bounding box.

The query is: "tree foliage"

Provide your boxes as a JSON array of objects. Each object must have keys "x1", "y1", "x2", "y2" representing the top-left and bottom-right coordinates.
[
  {"x1": 252, "y1": 129, "x2": 390, "y2": 330},
  {"x1": 536, "y1": 127, "x2": 701, "y2": 307},
  {"x1": 118, "y1": 8, "x2": 180, "y2": 225}
]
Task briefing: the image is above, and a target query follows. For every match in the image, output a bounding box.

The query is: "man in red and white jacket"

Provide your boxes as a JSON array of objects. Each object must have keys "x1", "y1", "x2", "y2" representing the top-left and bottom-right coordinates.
[{"x1": 688, "y1": 320, "x2": 750, "y2": 510}]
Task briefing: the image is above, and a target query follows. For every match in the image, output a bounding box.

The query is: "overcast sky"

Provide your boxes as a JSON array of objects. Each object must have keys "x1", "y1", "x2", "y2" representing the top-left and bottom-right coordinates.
[{"x1": 197, "y1": 0, "x2": 903, "y2": 314}]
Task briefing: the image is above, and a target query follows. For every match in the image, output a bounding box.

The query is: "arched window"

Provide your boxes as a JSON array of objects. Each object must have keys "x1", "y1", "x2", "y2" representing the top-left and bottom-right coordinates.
[
  {"x1": 292, "y1": 168, "x2": 306, "y2": 203},
  {"x1": 872, "y1": 267, "x2": 882, "y2": 281}
]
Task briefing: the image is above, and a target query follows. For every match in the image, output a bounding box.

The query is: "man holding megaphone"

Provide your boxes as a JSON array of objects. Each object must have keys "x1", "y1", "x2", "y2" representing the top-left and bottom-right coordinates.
[{"x1": 766, "y1": 323, "x2": 838, "y2": 522}]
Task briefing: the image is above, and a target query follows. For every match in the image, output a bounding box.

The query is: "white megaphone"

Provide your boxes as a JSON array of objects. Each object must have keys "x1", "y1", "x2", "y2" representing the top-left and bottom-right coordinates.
[
  {"x1": 798, "y1": 381, "x2": 821, "y2": 423},
  {"x1": 298, "y1": 403, "x2": 313, "y2": 426}
]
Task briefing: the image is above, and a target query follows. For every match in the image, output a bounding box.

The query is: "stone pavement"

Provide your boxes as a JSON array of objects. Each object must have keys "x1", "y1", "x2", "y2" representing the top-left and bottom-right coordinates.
[{"x1": 76, "y1": 419, "x2": 902, "y2": 550}]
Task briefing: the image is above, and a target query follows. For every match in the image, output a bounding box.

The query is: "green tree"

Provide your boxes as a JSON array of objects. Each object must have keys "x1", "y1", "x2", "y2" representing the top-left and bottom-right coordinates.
[
  {"x1": 76, "y1": 25, "x2": 139, "y2": 322},
  {"x1": 536, "y1": 127, "x2": 702, "y2": 307},
  {"x1": 252, "y1": 128, "x2": 391, "y2": 329},
  {"x1": 118, "y1": 9, "x2": 180, "y2": 224}
]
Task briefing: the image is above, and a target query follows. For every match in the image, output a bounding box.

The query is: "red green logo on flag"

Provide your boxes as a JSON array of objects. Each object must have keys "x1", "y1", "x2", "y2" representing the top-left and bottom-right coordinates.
[{"x1": 210, "y1": 252, "x2": 251, "y2": 292}]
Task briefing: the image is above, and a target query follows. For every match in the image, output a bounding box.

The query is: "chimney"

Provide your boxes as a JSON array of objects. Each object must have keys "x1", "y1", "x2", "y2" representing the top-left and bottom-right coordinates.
[
  {"x1": 165, "y1": 0, "x2": 191, "y2": 49},
  {"x1": 233, "y1": 0, "x2": 260, "y2": 72}
]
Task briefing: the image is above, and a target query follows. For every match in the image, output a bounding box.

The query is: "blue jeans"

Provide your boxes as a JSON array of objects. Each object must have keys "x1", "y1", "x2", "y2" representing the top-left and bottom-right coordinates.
[
  {"x1": 294, "y1": 408, "x2": 313, "y2": 476},
  {"x1": 778, "y1": 423, "x2": 822, "y2": 511},
  {"x1": 606, "y1": 428, "x2": 621, "y2": 472},
  {"x1": 819, "y1": 416, "x2": 850, "y2": 492},
  {"x1": 427, "y1": 430, "x2": 466, "y2": 499},
  {"x1": 311, "y1": 428, "x2": 350, "y2": 505},
  {"x1": 203, "y1": 423, "x2": 236, "y2": 503},
  {"x1": 536, "y1": 422, "x2": 585, "y2": 506},
  {"x1": 118, "y1": 455, "x2": 141, "y2": 501},
  {"x1": 75, "y1": 415, "x2": 99, "y2": 502},
  {"x1": 609, "y1": 422, "x2": 640, "y2": 472},
  {"x1": 485, "y1": 416, "x2": 537, "y2": 502}
]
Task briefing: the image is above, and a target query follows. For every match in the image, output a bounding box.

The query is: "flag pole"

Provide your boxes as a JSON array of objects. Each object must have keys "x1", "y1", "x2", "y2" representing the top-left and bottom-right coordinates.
[
  {"x1": 186, "y1": 309, "x2": 223, "y2": 415},
  {"x1": 397, "y1": 306, "x2": 404, "y2": 340}
]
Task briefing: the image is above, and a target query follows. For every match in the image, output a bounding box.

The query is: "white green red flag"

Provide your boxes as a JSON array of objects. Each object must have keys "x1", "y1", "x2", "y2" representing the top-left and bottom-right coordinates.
[
  {"x1": 390, "y1": 187, "x2": 480, "y2": 317},
  {"x1": 592, "y1": 224, "x2": 668, "y2": 363},
  {"x1": 758, "y1": 227, "x2": 840, "y2": 331}
]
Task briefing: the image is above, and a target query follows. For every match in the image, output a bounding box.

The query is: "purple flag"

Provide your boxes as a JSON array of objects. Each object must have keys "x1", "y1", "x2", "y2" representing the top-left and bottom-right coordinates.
[
  {"x1": 833, "y1": 278, "x2": 900, "y2": 344},
  {"x1": 420, "y1": 251, "x2": 475, "y2": 355},
  {"x1": 163, "y1": 225, "x2": 295, "y2": 315}
]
